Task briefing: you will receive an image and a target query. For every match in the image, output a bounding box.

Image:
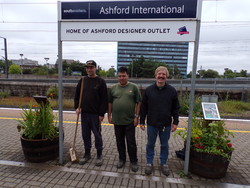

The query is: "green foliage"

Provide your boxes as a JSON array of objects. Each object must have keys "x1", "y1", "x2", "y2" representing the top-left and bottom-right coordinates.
[
  {"x1": 0, "y1": 60, "x2": 5, "y2": 71},
  {"x1": 224, "y1": 69, "x2": 235, "y2": 78},
  {"x1": 218, "y1": 100, "x2": 250, "y2": 114},
  {"x1": 171, "y1": 64, "x2": 181, "y2": 79},
  {"x1": 98, "y1": 68, "x2": 116, "y2": 77},
  {"x1": 107, "y1": 67, "x2": 116, "y2": 77},
  {"x1": 63, "y1": 60, "x2": 86, "y2": 76},
  {"x1": 9, "y1": 64, "x2": 21, "y2": 74},
  {"x1": 187, "y1": 68, "x2": 249, "y2": 78},
  {"x1": 127, "y1": 56, "x2": 143, "y2": 77},
  {"x1": 178, "y1": 170, "x2": 192, "y2": 179},
  {"x1": 0, "y1": 91, "x2": 9, "y2": 98},
  {"x1": 48, "y1": 68, "x2": 57, "y2": 75},
  {"x1": 203, "y1": 69, "x2": 219, "y2": 78},
  {"x1": 239, "y1": 70, "x2": 247, "y2": 77},
  {"x1": 46, "y1": 85, "x2": 58, "y2": 99},
  {"x1": 223, "y1": 68, "x2": 248, "y2": 78},
  {"x1": 0, "y1": 59, "x2": 12, "y2": 74},
  {"x1": 127, "y1": 56, "x2": 178, "y2": 78},
  {"x1": 179, "y1": 94, "x2": 202, "y2": 116},
  {"x1": 17, "y1": 103, "x2": 58, "y2": 140},
  {"x1": 141, "y1": 60, "x2": 156, "y2": 78},
  {"x1": 174, "y1": 116, "x2": 234, "y2": 160},
  {"x1": 98, "y1": 70, "x2": 108, "y2": 77},
  {"x1": 31, "y1": 66, "x2": 48, "y2": 75}
]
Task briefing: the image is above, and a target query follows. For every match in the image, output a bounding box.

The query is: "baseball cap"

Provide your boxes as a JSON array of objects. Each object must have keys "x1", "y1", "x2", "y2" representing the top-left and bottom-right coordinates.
[{"x1": 86, "y1": 60, "x2": 97, "y2": 67}]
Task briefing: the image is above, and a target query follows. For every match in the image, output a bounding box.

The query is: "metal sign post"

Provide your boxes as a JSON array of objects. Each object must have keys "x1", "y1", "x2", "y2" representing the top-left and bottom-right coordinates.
[
  {"x1": 57, "y1": 10, "x2": 64, "y2": 164},
  {"x1": 184, "y1": 19, "x2": 201, "y2": 175}
]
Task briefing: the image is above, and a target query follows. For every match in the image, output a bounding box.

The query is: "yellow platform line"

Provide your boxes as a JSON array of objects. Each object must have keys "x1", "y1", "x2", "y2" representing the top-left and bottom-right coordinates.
[
  {"x1": 166, "y1": 127, "x2": 250, "y2": 133},
  {"x1": 1, "y1": 117, "x2": 250, "y2": 133}
]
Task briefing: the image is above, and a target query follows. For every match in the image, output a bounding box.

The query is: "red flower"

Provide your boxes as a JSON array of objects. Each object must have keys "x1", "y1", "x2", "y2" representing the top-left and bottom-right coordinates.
[
  {"x1": 227, "y1": 143, "x2": 232, "y2": 147},
  {"x1": 193, "y1": 143, "x2": 205, "y2": 149}
]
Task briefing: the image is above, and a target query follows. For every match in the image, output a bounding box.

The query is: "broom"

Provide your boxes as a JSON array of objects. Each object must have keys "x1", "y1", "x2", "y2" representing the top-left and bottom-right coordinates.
[{"x1": 69, "y1": 77, "x2": 84, "y2": 162}]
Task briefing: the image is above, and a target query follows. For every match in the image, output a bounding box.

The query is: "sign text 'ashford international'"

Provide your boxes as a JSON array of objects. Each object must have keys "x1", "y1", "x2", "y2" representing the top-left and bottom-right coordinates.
[{"x1": 60, "y1": 0, "x2": 198, "y2": 20}]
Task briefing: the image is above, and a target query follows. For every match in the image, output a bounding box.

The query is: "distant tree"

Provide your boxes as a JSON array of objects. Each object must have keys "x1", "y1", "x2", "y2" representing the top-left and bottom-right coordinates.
[
  {"x1": 9, "y1": 64, "x2": 21, "y2": 74},
  {"x1": 62, "y1": 61, "x2": 70, "y2": 73},
  {"x1": 187, "y1": 71, "x2": 192, "y2": 78},
  {"x1": 223, "y1": 69, "x2": 235, "y2": 78},
  {"x1": 0, "y1": 60, "x2": 5, "y2": 72},
  {"x1": 65, "y1": 67, "x2": 72, "y2": 75},
  {"x1": 203, "y1": 69, "x2": 219, "y2": 78},
  {"x1": 239, "y1": 70, "x2": 247, "y2": 77},
  {"x1": 0, "y1": 59, "x2": 12, "y2": 74},
  {"x1": 142, "y1": 60, "x2": 156, "y2": 78},
  {"x1": 127, "y1": 56, "x2": 144, "y2": 78},
  {"x1": 96, "y1": 65, "x2": 103, "y2": 76},
  {"x1": 98, "y1": 70, "x2": 108, "y2": 77},
  {"x1": 70, "y1": 61, "x2": 86, "y2": 75},
  {"x1": 197, "y1": 69, "x2": 206, "y2": 78},
  {"x1": 107, "y1": 67, "x2": 116, "y2": 77},
  {"x1": 127, "y1": 56, "x2": 182, "y2": 78},
  {"x1": 173, "y1": 64, "x2": 181, "y2": 78},
  {"x1": 48, "y1": 68, "x2": 57, "y2": 75},
  {"x1": 187, "y1": 69, "x2": 220, "y2": 79},
  {"x1": 31, "y1": 66, "x2": 48, "y2": 75},
  {"x1": 167, "y1": 64, "x2": 181, "y2": 79}
]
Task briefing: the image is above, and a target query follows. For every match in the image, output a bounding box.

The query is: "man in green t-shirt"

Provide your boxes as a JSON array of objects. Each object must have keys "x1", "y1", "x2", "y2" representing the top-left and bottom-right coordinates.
[{"x1": 108, "y1": 67, "x2": 142, "y2": 172}]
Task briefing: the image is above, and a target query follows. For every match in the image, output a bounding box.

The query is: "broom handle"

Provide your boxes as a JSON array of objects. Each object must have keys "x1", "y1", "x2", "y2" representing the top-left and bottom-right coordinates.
[{"x1": 73, "y1": 77, "x2": 84, "y2": 150}]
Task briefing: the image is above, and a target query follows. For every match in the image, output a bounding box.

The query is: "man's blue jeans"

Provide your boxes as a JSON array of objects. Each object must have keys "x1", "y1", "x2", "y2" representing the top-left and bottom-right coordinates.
[{"x1": 146, "y1": 125, "x2": 171, "y2": 165}]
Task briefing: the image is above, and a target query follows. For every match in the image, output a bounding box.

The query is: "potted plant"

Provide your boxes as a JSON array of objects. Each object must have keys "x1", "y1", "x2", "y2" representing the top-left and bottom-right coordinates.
[
  {"x1": 175, "y1": 115, "x2": 234, "y2": 179},
  {"x1": 17, "y1": 96, "x2": 59, "y2": 163}
]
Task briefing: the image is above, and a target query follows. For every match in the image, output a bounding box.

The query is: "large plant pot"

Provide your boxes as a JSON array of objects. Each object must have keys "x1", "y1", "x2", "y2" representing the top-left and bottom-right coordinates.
[
  {"x1": 20, "y1": 136, "x2": 59, "y2": 163},
  {"x1": 189, "y1": 149, "x2": 231, "y2": 179}
]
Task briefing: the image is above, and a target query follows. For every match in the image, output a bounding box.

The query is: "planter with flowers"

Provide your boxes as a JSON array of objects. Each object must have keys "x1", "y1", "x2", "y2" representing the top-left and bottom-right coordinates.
[
  {"x1": 175, "y1": 116, "x2": 234, "y2": 179},
  {"x1": 17, "y1": 96, "x2": 59, "y2": 163}
]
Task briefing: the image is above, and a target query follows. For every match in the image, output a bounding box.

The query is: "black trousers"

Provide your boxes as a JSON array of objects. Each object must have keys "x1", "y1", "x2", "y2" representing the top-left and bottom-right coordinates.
[
  {"x1": 81, "y1": 113, "x2": 103, "y2": 152},
  {"x1": 114, "y1": 123, "x2": 138, "y2": 163}
]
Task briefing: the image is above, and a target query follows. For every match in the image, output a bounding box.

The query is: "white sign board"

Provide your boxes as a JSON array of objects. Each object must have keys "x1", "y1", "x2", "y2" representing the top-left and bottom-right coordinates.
[
  {"x1": 61, "y1": 21, "x2": 196, "y2": 42},
  {"x1": 202, "y1": 102, "x2": 221, "y2": 120}
]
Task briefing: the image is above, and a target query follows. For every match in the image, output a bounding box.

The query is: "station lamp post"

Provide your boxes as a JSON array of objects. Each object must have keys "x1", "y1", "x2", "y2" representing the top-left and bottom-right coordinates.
[
  {"x1": 20, "y1": 53, "x2": 24, "y2": 74},
  {"x1": 0, "y1": 36, "x2": 8, "y2": 78},
  {"x1": 44, "y1": 57, "x2": 50, "y2": 66},
  {"x1": 44, "y1": 57, "x2": 50, "y2": 75}
]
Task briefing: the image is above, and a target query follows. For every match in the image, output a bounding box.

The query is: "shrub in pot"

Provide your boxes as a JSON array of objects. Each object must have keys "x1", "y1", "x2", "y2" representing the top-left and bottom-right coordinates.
[
  {"x1": 17, "y1": 98, "x2": 59, "y2": 162},
  {"x1": 175, "y1": 116, "x2": 234, "y2": 178}
]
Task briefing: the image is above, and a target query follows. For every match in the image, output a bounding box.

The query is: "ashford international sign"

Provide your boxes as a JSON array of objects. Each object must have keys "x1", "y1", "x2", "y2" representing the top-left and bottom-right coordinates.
[{"x1": 58, "y1": 0, "x2": 201, "y2": 42}]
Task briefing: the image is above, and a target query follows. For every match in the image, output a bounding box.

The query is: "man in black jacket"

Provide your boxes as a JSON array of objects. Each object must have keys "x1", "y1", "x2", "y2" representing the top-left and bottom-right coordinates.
[
  {"x1": 139, "y1": 66, "x2": 180, "y2": 176},
  {"x1": 74, "y1": 60, "x2": 108, "y2": 166}
]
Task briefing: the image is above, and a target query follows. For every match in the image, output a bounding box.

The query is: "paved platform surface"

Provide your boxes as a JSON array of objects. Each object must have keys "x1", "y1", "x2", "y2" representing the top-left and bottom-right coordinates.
[{"x1": 0, "y1": 108, "x2": 250, "y2": 188}]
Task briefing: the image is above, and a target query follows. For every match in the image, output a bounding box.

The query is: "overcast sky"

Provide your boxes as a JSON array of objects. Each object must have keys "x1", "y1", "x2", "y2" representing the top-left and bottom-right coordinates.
[{"x1": 0, "y1": 0, "x2": 250, "y2": 74}]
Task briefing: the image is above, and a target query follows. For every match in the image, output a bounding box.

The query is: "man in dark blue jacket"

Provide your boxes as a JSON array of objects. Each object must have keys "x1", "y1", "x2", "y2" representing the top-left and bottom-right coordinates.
[{"x1": 139, "y1": 66, "x2": 180, "y2": 176}]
